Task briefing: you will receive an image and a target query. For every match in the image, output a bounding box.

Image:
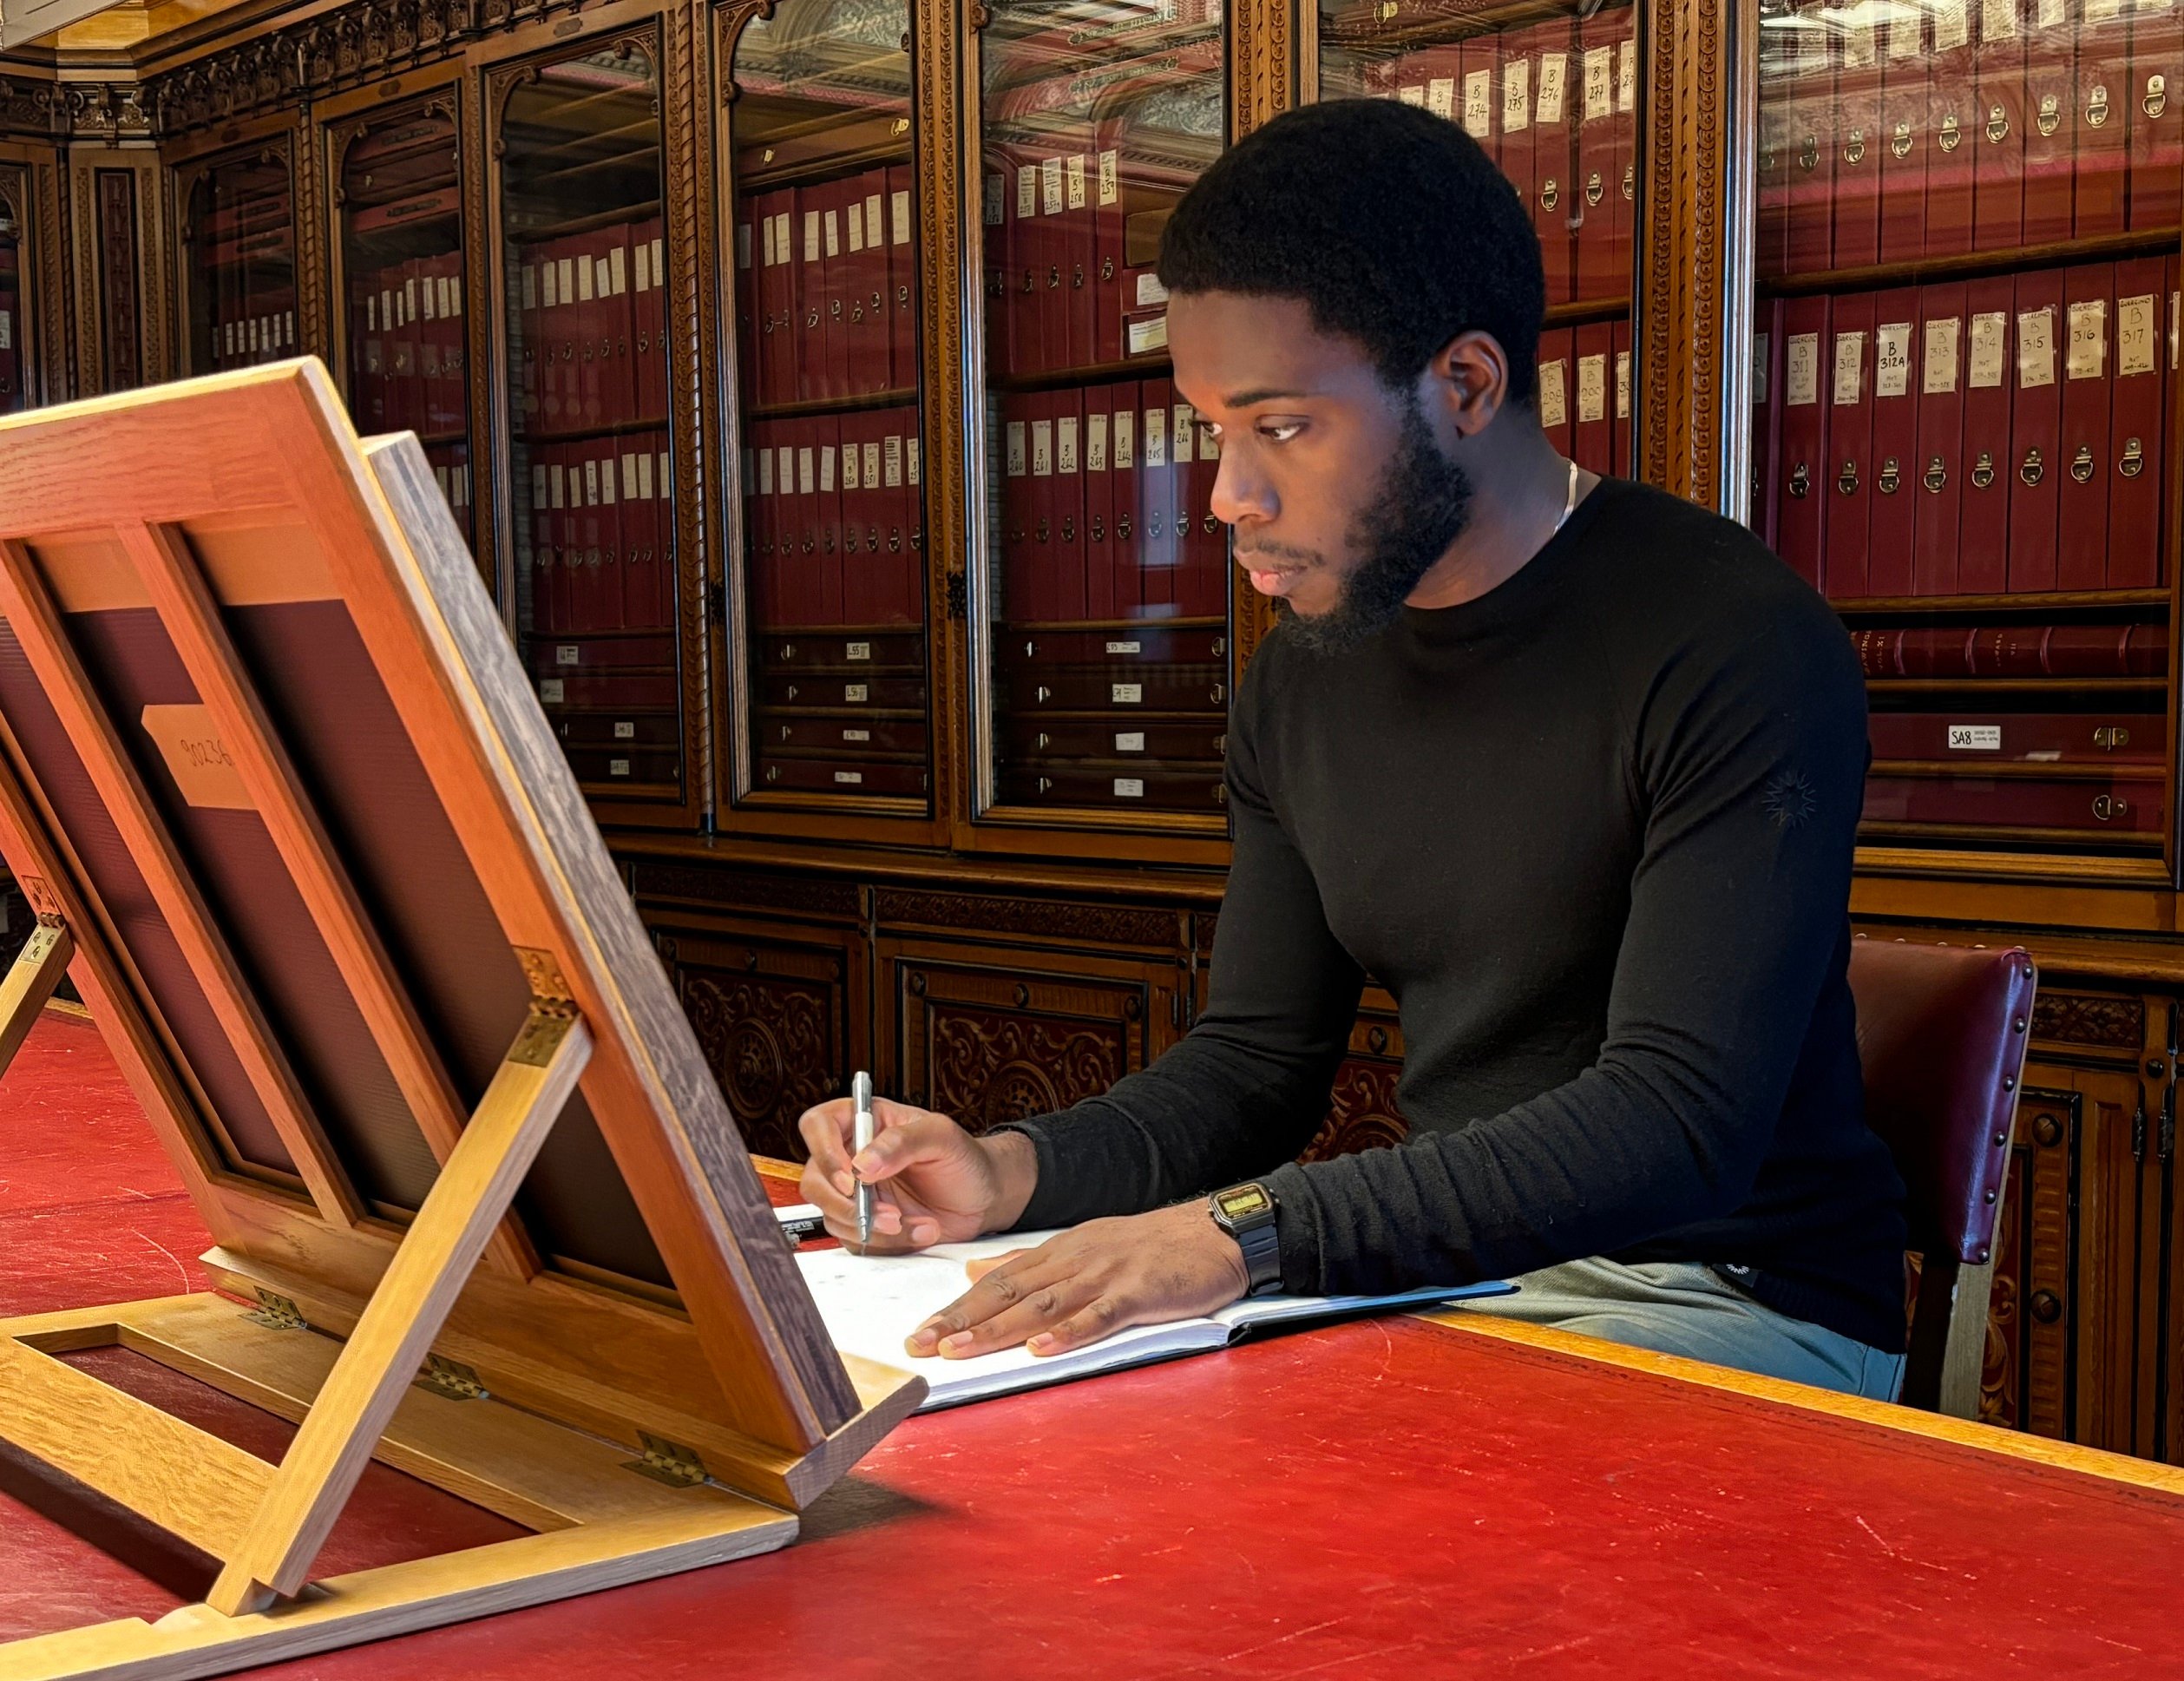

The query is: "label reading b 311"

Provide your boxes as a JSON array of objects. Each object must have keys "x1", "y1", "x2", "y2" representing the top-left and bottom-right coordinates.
[{"x1": 1947, "y1": 724, "x2": 2002, "y2": 752}]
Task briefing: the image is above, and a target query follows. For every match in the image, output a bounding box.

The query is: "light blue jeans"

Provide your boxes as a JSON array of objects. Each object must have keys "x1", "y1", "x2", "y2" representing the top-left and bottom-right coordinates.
[{"x1": 1454, "y1": 1255, "x2": 1907, "y2": 1401}]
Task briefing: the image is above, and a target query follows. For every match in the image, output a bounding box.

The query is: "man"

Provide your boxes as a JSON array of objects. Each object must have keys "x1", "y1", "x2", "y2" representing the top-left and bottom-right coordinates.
[{"x1": 799, "y1": 97, "x2": 1909, "y2": 1399}]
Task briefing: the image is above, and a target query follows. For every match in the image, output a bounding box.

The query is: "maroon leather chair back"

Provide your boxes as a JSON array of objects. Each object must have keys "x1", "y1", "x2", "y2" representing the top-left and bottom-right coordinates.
[{"x1": 1849, "y1": 938, "x2": 2036, "y2": 1266}]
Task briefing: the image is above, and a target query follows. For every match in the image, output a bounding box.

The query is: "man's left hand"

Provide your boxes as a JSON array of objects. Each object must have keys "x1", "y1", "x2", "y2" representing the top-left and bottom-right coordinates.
[{"x1": 906, "y1": 1200, "x2": 1253, "y2": 1360}]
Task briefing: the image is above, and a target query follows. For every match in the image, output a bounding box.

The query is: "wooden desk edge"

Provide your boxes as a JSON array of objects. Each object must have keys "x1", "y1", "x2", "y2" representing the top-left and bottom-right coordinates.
[{"x1": 751, "y1": 1160, "x2": 2184, "y2": 1500}]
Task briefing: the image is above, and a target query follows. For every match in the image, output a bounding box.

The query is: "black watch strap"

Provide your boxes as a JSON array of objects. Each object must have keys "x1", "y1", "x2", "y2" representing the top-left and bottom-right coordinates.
[{"x1": 1210, "y1": 1181, "x2": 1283, "y2": 1297}]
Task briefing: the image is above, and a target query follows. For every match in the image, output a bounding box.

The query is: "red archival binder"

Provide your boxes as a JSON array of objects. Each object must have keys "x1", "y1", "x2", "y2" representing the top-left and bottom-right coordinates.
[
  {"x1": 2107, "y1": 253, "x2": 2166, "y2": 586},
  {"x1": 1784, "y1": 0, "x2": 1835, "y2": 273},
  {"x1": 844, "y1": 177, "x2": 877, "y2": 399},
  {"x1": 551, "y1": 443, "x2": 578, "y2": 635},
  {"x1": 1028, "y1": 391, "x2": 1058, "y2": 622},
  {"x1": 1536, "y1": 327, "x2": 1575, "y2": 463},
  {"x1": 734, "y1": 207, "x2": 758, "y2": 404},
  {"x1": 826, "y1": 184, "x2": 856, "y2": 405},
  {"x1": 898, "y1": 410, "x2": 926, "y2": 625},
  {"x1": 2019, "y1": 0, "x2": 2075, "y2": 246},
  {"x1": 1912, "y1": 281, "x2": 1968, "y2": 594},
  {"x1": 1499, "y1": 32, "x2": 1537, "y2": 250},
  {"x1": 1925, "y1": 0, "x2": 1978, "y2": 257},
  {"x1": 1574, "y1": 321, "x2": 1613, "y2": 477},
  {"x1": 796, "y1": 187, "x2": 825, "y2": 403},
  {"x1": 2056, "y1": 262, "x2": 2115, "y2": 591},
  {"x1": 1532, "y1": 25, "x2": 1577, "y2": 306},
  {"x1": 1092, "y1": 137, "x2": 1125, "y2": 367},
  {"x1": 1877, "y1": 8, "x2": 1928, "y2": 265},
  {"x1": 1833, "y1": 16, "x2": 1885, "y2": 271},
  {"x1": 1757, "y1": 32, "x2": 1791, "y2": 279},
  {"x1": 600, "y1": 441, "x2": 629, "y2": 632},
  {"x1": 653, "y1": 430, "x2": 679, "y2": 628},
  {"x1": 1866, "y1": 288, "x2": 1919, "y2": 595},
  {"x1": 1821, "y1": 292, "x2": 1876, "y2": 599},
  {"x1": 528, "y1": 453, "x2": 554, "y2": 634},
  {"x1": 2076, "y1": 1, "x2": 2131, "y2": 236},
  {"x1": 981, "y1": 161, "x2": 1010, "y2": 380},
  {"x1": 888, "y1": 165, "x2": 915, "y2": 393},
  {"x1": 1190, "y1": 412, "x2": 1228, "y2": 619},
  {"x1": 869, "y1": 174, "x2": 896, "y2": 396},
  {"x1": 1612, "y1": 22, "x2": 1636, "y2": 292},
  {"x1": 574, "y1": 449, "x2": 607, "y2": 634},
  {"x1": 863, "y1": 411, "x2": 894, "y2": 625},
  {"x1": 1171, "y1": 394, "x2": 1212, "y2": 617},
  {"x1": 1776, "y1": 293, "x2": 1832, "y2": 586},
  {"x1": 1576, "y1": 14, "x2": 1619, "y2": 301},
  {"x1": 1750, "y1": 302, "x2": 1782, "y2": 546},
  {"x1": 1064, "y1": 151, "x2": 1097, "y2": 376},
  {"x1": 822, "y1": 415, "x2": 850, "y2": 626},
  {"x1": 1958, "y1": 275, "x2": 2017, "y2": 592},
  {"x1": 1141, "y1": 378, "x2": 1177, "y2": 613},
  {"x1": 835, "y1": 411, "x2": 866, "y2": 627},
  {"x1": 1612, "y1": 315, "x2": 1634, "y2": 480},
  {"x1": 2007, "y1": 266, "x2": 2063, "y2": 591},
  {"x1": 1052, "y1": 386, "x2": 1089, "y2": 622},
  {"x1": 1004, "y1": 397, "x2": 1036, "y2": 623},
  {"x1": 605, "y1": 224, "x2": 638, "y2": 425},
  {"x1": 1972, "y1": 0, "x2": 2027, "y2": 252},
  {"x1": 1084, "y1": 400, "x2": 1117, "y2": 621},
  {"x1": 769, "y1": 197, "x2": 797, "y2": 409},
  {"x1": 2128, "y1": 0, "x2": 2184, "y2": 228},
  {"x1": 1006, "y1": 152, "x2": 1036, "y2": 378},
  {"x1": 1111, "y1": 388, "x2": 1143, "y2": 620},
  {"x1": 639, "y1": 215, "x2": 668, "y2": 424}
]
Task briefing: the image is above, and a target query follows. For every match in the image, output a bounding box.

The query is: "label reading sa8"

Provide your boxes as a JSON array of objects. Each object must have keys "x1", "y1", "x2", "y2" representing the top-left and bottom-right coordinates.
[{"x1": 1947, "y1": 724, "x2": 2002, "y2": 752}]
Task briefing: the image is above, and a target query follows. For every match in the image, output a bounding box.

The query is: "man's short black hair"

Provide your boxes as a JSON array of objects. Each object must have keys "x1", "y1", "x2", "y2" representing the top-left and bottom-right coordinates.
[{"x1": 1158, "y1": 97, "x2": 1545, "y2": 406}]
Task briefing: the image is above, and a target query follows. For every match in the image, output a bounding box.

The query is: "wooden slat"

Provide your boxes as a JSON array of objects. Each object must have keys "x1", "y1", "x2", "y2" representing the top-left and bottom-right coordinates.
[
  {"x1": 0, "y1": 536, "x2": 360, "y2": 1226},
  {"x1": 0, "y1": 1336, "x2": 274, "y2": 1557},
  {"x1": 0, "y1": 918, "x2": 71, "y2": 1077},
  {"x1": 121, "y1": 520, "x2": 535, "y2": 1280},
  {"x1": 209, "y1": 1008, "x2": 593, "y2": 1614}
]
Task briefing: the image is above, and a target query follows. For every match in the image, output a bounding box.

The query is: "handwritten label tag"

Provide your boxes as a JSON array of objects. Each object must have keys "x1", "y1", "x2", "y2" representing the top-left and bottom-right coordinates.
[
  {"x1": 1832, "y1": 331, "x2": 1866, "y2": 404},
  {"x1": 2118, "y1": 294, "x2": 2156, "y2": 376},
  {"x1": 1787, "y1": 333, "x2": 1819, "y2": 405},
  {"x1": 1875, "y1": 322, "x2": 1912, "y2": 397},
  {"x1": 1968, "y1": 312, "x2": 2007, "y2": 388},
  {"x1": 1113, "y1": 778, "x2": 1145, "y2": 798},
  {"x1": 1923, "y1": 318, "x2": 1962, "y2": 392},
  {"x1": 2017, "y1": 306, "x2": 2056, "y2": 388},
  {"x1": 1112, "y1": 683, "x2": 1144, "y2": 704},
  {"x1": 1538, "y1": 358, "x2": 1568, "y2": 427},
  {"x1": 1577, "y1": 354, "x2": 1607, "y2": 422},
  {"x1": 2067, "y1": 299, "x2": 2108, "y2": 379},
  {"x1": 1116, "y1": 732, "x2": 1146, "y2": 752}
]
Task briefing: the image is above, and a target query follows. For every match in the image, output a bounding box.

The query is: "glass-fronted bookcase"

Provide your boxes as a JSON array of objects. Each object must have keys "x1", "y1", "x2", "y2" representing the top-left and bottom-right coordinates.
[
  {"x1": 0, "y1": 161, "x2": 29, "y2": 417},
  {"x1": 1749, "y1": 0, "x2": 2181, "y2": 862},
  {"x1": 176, "y1": 140, "x2": 299, "y2": 379}
]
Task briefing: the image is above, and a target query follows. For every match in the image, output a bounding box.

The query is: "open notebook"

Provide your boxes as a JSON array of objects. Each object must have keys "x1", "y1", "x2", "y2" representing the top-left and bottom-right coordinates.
[{"x1": 794, "y1": 1229, "x2": 1515, "y2": 1410}]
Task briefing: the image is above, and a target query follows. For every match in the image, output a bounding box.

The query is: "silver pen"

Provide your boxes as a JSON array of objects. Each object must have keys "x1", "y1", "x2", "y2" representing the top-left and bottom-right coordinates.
[{"x1": 851, "y1": 1071, "x2": 876, "y2": 1248}]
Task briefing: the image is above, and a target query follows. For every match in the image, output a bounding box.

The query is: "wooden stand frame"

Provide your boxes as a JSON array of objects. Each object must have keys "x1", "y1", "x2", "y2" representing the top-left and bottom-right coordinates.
[{"x1": 0, "y1": 364, "x2": 924, "y2": 1679}]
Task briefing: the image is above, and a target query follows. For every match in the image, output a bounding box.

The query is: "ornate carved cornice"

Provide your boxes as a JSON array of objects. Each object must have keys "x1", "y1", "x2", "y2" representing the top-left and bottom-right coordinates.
[
  {"x1": 0, "y1": 69, "x2": 61, "y2": 137},
  {"x1": 60, "y1": 80, "x2": 154, "y2": 140}
]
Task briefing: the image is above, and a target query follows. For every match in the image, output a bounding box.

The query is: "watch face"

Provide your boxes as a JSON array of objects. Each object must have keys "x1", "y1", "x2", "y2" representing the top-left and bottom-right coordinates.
[{"x1": 1215, "y1": 1184, "x2": 1272, "y2": 1223}]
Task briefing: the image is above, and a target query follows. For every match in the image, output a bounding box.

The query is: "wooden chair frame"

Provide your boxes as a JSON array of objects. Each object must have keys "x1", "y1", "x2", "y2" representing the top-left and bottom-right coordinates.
[{"x1": 0, "y1": 364, "x2": 921, "y2": 1680}]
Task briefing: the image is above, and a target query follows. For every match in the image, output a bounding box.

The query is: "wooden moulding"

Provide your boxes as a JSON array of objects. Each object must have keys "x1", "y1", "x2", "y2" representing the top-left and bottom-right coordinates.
[{"x1": 0, "y1": 364, "x2": 925, "y2": 1679}]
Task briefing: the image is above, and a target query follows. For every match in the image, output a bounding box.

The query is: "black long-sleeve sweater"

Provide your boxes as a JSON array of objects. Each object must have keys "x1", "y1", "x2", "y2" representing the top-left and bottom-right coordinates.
[{"x1": 1004, "y1": 477, "x2": 1910, "y2": 1352}]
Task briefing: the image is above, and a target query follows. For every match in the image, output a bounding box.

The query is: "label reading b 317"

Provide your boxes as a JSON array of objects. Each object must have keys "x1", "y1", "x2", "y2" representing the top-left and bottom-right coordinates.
[{"x1": 1947, "y1": 724, "x2": 2003, "y2": 752}]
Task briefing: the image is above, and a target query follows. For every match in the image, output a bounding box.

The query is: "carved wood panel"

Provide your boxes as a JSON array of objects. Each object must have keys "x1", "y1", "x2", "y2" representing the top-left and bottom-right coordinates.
[
  {"x1": 653, "y1": 923, "x2": 861, "y2": 1162},
  {"x1": 1300, "y1": 993, "x2": 1408, "y2": 1162},
  {"x1": 886, "y1": 944, "x2": 1177, "y2": 1133}
]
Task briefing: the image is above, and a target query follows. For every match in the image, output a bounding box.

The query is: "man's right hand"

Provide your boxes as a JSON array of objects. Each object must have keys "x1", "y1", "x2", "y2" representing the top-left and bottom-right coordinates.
[{"x1": 797, "y1": 1097, "x2": 1040, "y2": 1254}]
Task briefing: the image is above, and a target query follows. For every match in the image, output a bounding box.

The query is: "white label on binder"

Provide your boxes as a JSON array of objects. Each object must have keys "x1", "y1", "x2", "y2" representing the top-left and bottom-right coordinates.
[
  {"x1": 985, "y1": 174, "x2": 1006, "y2": 227},
  {"x1": 1112, "y1": 683, "x2": 1144, "y2": 704},
  {"x1": 1042, "y1": 156, "x2": 1064, "y2": 215},
  {"x1": 833, "y1": 768, "x2": 862, "y2": 785},
  {"x1": 844, "y1": 683, "x2": 869, "y2": 703},
  {"x1": 1129, "y1": 316, "x2": 1169, "y2": 355},
  {"x1": 1099, "y1": 151, "x2": 1119, "y2": 207},
  {"x1": 1059, "y1": 415, "x2": 1079, "y2": 474},
  {"x1": 550, "y1": 464, "x2": 566, "y2": 509},
  {"x1": 893, "y1": 190, "x2": 912, "y2": 244},
  {"x1": 2038, "y1": 0, "x2": 2064, "y2": 27},
  {"x1": 862, "y1": 194, "x2": 881, "y2": 247},
  {"x1": 803, "y1": 211, "x2": 821, "y2": 262},
  {"x1": 758, "y1": 450, "x2": 773, "y2": 496},
  {"x1": 652, "y1": 236, "x2": 664, "y2": 282},
  {"x1": 798, "y1": 446, "x2": 815, "y2": 495},
  {"x1": 610, "y1": 759, "x2": 631, "y2": 778},
  {"x1": 1948, "y1": 724, "x2": 2003, "y2": 751},
  {"x1": 1617, "y1": 350, "x2": 1631, "y2": 417},
  {"x1": 1832, "y1": 332, "x2": 1866, "y2": 404},
  {"x1": 2067, "y1": 299, "x2": 2108, "y2": 379},
  {"x1": 1463, "y1": 70, "x2": 1492, "y2": 136},
  {"x1": 1934, "y1": 0, "x2": 1971, "y2": 49},
  {"x1": 575, "y1": 259, "x2": 594, "y2": 305},
  {"x1": 1018, "y1": 165, "x2": 1037, "y2": 220},
  {"x1": 1969, "y1": 311, "x2": 2008, "y2": 387},
  {"x1": 1398, "y1": 83, "x2": 1426, "y2": 106},
  {"x1": 584, "y1": 459, "x2": 600, "y2": 505},
  {"x1": 540, "y1": 680, "x2": 565, "y2": 704},
  {"x1": 2119, "y1": 294, "x2": 2157, "y2": 376},
  {"x1": 1427, "y1": 77, "x2": 1456, "y2": 121},
  {"x1": 1875, "y1": 322, "x2": 1913, "y2": 397},
  {"x1": 1116, "y1": 732, "x2": 1145, "y2": 752},
  {"x1": 823, "y1": 209, "x2": 840, "y2": 259},
  {"x1": 1066, "y1": 154, "x2": 1088, "y2": 210},
  {"x1": 1921, "y1": 318, "x2": 1961, "y2": 392},
  {"x1": 1843, "y1": 18, "x2": 1877, "y2": 67},
  {"x1": 1538, "y1": 52, "x2": 1568, "y2": 123},
  {"x1": 1786, "y1": 333, "x2": 1819, "y2": 405},
  {"x1": 843, "y1": 729, "x2": 871, "y2": 743},
  {"x1": 610, "y1": 246, "x2": 627, "y2": 294},
  {"x1": 1145, "y1": 405, "x2": 1169, "y2": 467},
  {"x1": 1114, "y1": 410, "x2": 1136, "y2": 469},
  {"x1": 886, "y1": 434, "x2": 905, "y2": 486},
  {"x1": 1577, "y1": 354, "x2": 1607, "y2": 423},
  {"x1": 1088, "y1": 411, "x2": 1111, "y2": 472},
  {"x1": 642, "y1": 452, "x2": 657, "y2": 500},
  {"x1": 1538, "y1": 359, "x2": 1567, "y2": 428},
  {"x1": 1106, "y1": 640, "x2": 1141, "y2": 653},
  {"x1": 847, "y1": 641, "x2": 872, "y2": 661},
  {"x1": 422, "y1": 281, "x2": 437, "y2": 322},
  {"x1": 614, "y1": 721, "x2": 636, "y2": 739},
  {"x1": 2017, "y1": 306, "x2": 2056, "y2": 387},
  {"x1": 1032, "y1": 418, "x2": 1053, "y2": 476},
  {"x1": 1114, "y1": 778, "x2": 1145, "y2": 798},
  {"x1": 1982, "y1": 0, "x2": 2016, "y2": 40},
  {"x1": 1504, "y1": 57, "x2": 1531, "y2": 132},
  {"x1": 907, "y1": 437, "x2": 921, "y2": 484},
  {"x1": 1137, "y1": 273, "x2": 1170, "y2": 306},
  {"x1": 842, "y1": 444, "x2": 861, "y2": 492},
  {"x1": 1619, "y1": 38, "x2": 1636, "y2": 111},
  {"x1": 820, "y1": 446, "x2": 836, "y2": 494},
  {"x1": 864, "y1": 441, "x2": 880, "y2": 485},
  {"x1": 1584, "y1": 46, "x2": 1613, "y2": 120},
  {"x1": 847, "y1": 203, "x2": 865, "y2": 253},
  {"x1": 556, "y1": 645, "x2": 580, "y2": 666},
  {"x1": 1889, "y1": 6, "x2": 1921, "y2": 56},
  {"x1": 1174, "y1": 404, "x2": 1196, "y2": 462}
]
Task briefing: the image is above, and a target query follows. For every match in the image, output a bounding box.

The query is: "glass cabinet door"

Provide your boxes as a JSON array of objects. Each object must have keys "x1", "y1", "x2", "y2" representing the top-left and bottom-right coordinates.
[
  {"x1": 496, "y1": 38, "x2": 680, "y2": 799},
  {"x1": 335, "y1": 99, "x2": 475, "y2": 548},
  {"x1": 1749, "y1": 0, "x2": 2178, "y2": 857},
  {"x1": 0, "y1": 168, "x2": 25, "y2": 416},
  {"x1": 181, "y1": 146, "x2": 298, "y2": 378},
  {"x1": 1321, "y1": 0, "x2": 1641, "y2": 476},
  {"x1": 728, "y1": 0, "x2": 930, "y2": 807},
  {"x1": 976, "y1": 0, "x2": 1230, "y2": 824}
]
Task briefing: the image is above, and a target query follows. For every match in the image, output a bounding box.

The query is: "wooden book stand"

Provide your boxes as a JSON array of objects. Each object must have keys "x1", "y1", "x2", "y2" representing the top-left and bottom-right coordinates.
[{"x1": 0, "y1": 364, "x2": 922, "y2": 1679}]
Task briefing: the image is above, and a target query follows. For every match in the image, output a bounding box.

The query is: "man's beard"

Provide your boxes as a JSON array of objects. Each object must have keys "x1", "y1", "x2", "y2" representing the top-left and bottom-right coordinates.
[{"x1": 1271, "y1": 404, "x2": 1474, "y2": 658}]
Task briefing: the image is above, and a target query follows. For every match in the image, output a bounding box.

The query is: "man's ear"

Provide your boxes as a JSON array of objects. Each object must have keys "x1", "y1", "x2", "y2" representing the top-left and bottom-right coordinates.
[{"x1": 1420, "y1": 330, "x2": 1512, "y2": 439}]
